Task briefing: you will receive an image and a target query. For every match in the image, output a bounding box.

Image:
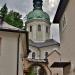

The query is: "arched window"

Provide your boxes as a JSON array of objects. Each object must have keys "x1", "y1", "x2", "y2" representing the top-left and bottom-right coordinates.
[
  {"x1": 32, "y1": 52, "x2": 35, "y2": 59},
  {"x1": 30, "y1": 26, "x2": 32, "y2": 32},
  {"x1": 38, "y1": 25, "x2": 41, "y2": 31},
  {"x1": 45, "y1": 52, "x2": 48, "y2": 59},
  {"x1": 46, "y1": 26, "x2": 48, "y2": 33}
]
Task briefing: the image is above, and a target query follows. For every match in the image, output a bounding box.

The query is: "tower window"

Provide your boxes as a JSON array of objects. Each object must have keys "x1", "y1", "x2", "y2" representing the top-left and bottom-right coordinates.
[
  {"x1": 46, "y1": 26, "x2": 48, "y2": 33},
  {"x1": 60, "y1": 14, "x2": 66, "y2": 32},
  {"x1": 30, "y1": 26, "x2": 32, "y2": 32},
  {"x1": 32, "y1": 52, "x2": 35, "y2": 59},
  {"x1": 38, "y1": 25, "x2": 41, "y2": 31},
  {"x1": 45, "y1": 52, "x2": 48, "y2": 59}
]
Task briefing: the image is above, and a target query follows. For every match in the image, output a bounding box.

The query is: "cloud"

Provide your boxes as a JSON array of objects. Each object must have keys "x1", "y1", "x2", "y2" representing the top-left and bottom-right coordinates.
[
  {"x1": 0, "y1": 0, "x2": 60, "y2": 22},
  {"x1": 0, "y1": 0, "x2": 60, "y2": 41},
  {"x1": 43, "y1": 0, "x2": 60, "y2": 22},
  {"x1": 50, "y1": 23, "x2": 60, "y2": 43}
]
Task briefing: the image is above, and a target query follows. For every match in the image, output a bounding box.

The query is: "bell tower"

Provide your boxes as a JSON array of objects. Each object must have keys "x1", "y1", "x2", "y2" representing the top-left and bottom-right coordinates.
[
  {"x1": 23, "y1": 0, "x2": 60, "y2": 75},
  {"x1": 25, "y1": 0, "x2": 51, "y2": 43}
]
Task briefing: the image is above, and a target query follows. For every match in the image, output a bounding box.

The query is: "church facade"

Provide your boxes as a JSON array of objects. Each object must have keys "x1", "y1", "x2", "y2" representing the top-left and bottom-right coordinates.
[
  {"x1": 23, "y1": 0, "x2": 75, "y2": 75},
  {"x1": 23, "y1": 0, "x2": 60, "y2": 75}
]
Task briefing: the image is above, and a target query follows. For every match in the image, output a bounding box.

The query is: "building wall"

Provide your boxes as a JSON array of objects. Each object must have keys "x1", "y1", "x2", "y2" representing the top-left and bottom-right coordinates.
[
  {"x1": 59, "y1": 0, "x2": 75, "y2": 74},
  {"x1": 38, "y1": 0, "x2": 75, "y2": 75},
  {"x1": 26, "y1": 20, "x2": 50, "y2": 42},
  {"x1": 25, "y1": 0, "x2": 75, "y2": 75},
  {"x1": 28, "y1": 45, "x2": 59, "y2": 60},
  {"x1": 0, "y1": 31, "x2": 25, "y2": 75}
]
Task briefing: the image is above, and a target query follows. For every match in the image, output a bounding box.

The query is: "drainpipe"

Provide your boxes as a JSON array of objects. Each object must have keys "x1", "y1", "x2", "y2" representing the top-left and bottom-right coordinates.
[{"x1": 16, "y1": 33, "x2": 20, "y2": 75}]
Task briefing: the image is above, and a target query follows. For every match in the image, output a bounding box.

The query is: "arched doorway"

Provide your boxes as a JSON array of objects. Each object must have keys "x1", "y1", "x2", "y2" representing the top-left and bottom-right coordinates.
[{"x1": 28, "y1": 64, "x2": 47, "y2": 75}]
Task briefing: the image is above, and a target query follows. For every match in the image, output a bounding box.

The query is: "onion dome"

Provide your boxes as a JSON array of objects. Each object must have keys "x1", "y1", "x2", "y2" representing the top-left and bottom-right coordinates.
[{"x1": 27, "y1": 0, "x2": 50, "y2": 22}]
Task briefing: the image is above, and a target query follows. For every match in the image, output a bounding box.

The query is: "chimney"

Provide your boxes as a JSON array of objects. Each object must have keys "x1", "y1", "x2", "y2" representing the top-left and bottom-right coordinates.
[{"x1": 0, "y1": 15, "x2": 4, "y2": 26}]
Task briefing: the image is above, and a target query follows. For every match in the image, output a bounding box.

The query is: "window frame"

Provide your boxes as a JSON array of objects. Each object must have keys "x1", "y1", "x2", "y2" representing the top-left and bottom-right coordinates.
[
  {"x1": 45, "y1": 52, "x2": 48, "y2": 59},
  {"x1": 38, "y1": 24, "x2": 41, "y2": 31},
  {"x1": 46, "y1": 26, "x2": 48, "y2": 33},
  {"x1": 30, "y1": 26, "x2": 32, "y2": 32},
  {"x1": 32, "y1": 52, "x2": 35, "y2": 59},
  {"x1": 60, "y1": 14, "x2": 66, "y2": 32}
]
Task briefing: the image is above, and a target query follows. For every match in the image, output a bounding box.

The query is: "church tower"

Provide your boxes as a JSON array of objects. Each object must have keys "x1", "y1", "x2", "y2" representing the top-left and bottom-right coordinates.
[
  {"x1": 25, "y1": 0, "x2": 50, "y2": 43},
  {"x1": 24, "y1": 0, "x2": 60, "y2": 75},
  {"x1": 25, "y1": 0, "x2": 59, "y2": 60}
]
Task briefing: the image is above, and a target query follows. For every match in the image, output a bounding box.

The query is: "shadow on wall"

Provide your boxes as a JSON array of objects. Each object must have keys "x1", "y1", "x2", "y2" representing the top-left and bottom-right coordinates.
[{"x1": 63, "y1": 63, "x2": 71, "y2": 75}]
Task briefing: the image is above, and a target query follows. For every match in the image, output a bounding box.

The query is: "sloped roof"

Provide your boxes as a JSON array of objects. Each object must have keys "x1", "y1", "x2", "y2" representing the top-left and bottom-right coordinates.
[
  {"x1": 0, "y1": 22, "x2": 27, "y2": 33},
  {"x1": 0, "y1": 22, "x2": 20, "y2": 30},
  {"x1": 29, "y1": 39, "x2": 60, "y2": 48},
  {"x1": 48, "y1": 50, "x2": 61, "y2": 57},
  {"x1": 51, "y1": 62, "x2": 71, "y2": 68},
  {"x1": 53, "y1": 0, "x2": 69, "y2": 23}
]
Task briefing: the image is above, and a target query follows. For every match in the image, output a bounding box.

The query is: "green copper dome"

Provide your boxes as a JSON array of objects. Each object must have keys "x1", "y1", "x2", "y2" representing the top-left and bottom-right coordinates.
[
  {"x1": 27, "y1": 9, "x2": 50, "y2": 22},
  {"x1": 26, "y1": 0, "x2": 50, "y2": 22}
]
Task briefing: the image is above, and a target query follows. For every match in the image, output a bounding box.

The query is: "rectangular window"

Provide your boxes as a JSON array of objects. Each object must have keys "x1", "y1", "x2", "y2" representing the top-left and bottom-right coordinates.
[
  {"x1": 60, "y1": 14, "x2": 66, "y2": 32},
  {"x1": 30, "y1": 26, "x2": 32, "y2": 32},
  {"x1": 45, "y1": 52, "x2": 48, "y2": 59},
  {"x1": 46, "y1": 26, "x2": 48, "y2": 33},
  {"x1": 38, "y1": 25, "x2": 41, "y2": 31},
  {"x1": 32, "y1": 52, "x2": 35, "y2": 59}
]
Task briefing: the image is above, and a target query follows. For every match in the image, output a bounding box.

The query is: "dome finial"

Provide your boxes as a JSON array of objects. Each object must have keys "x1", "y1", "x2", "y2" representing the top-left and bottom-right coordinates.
[{"x1": 33, "y1": 0, "x2": 43, "y2": 10}]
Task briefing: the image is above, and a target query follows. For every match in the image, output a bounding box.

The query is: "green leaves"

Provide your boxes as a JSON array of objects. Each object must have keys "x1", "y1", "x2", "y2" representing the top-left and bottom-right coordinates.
[
  {"x1": 0, "y1": 4, "x2": 23, "y2": 29},
  {"x1": 0, "y1": 3, "x2": 8, "y2": 17},
  {"x1": 4, "y1": 10, "x2": 23, "y2": 28}
]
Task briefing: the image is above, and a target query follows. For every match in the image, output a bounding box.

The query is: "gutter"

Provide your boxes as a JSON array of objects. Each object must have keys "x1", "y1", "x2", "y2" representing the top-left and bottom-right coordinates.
[{"x1": 0, "y1": 28, "x2": 27, "y2": 33}]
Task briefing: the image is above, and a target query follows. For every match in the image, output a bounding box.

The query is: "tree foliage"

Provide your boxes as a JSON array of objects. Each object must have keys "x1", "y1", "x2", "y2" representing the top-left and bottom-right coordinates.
[
  {"x1": 0, "y1": 4, "x2": 23, "y2": 28},
  {"x1": 0, "y1": 3, "x2": 8, "y2": 17},
  {"x1": 4, "y1": 10, "x2": 23, "y2": 28}
]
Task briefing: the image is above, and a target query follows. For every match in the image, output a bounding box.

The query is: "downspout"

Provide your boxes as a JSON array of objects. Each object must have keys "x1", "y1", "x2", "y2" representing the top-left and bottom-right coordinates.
[{"x1": 16, "y1": 33, "x2": 20, "y2": 75}]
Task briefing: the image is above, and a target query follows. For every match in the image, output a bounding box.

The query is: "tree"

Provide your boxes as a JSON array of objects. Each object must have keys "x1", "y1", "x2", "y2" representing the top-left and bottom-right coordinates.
[
  {"x1": 0, "y1": 4, "x2": 23, "y2": 28},
  {"x1": 0, "y1": 3, "x2": 8, "y2": 17},
  {"x1": 4, "y1": 10, "x2": 23, "y2": 28}
]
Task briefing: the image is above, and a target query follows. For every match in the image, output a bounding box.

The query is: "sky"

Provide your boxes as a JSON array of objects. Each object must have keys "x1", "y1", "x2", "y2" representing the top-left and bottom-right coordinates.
[
  {"x1": 0, "y1": 0, "x2": 60, "y2": 22},
  {"x1": 0, "y1": 0, "x2": 60, "y2": 42},
  {"x1": 50, "y1": 24, "x2": 60, "y2": 43}
]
